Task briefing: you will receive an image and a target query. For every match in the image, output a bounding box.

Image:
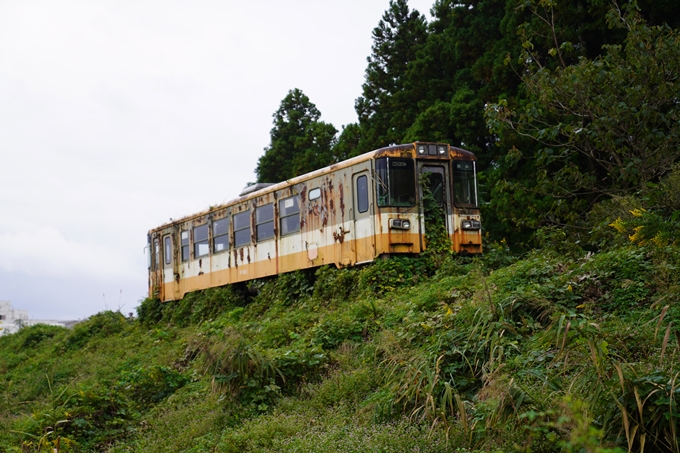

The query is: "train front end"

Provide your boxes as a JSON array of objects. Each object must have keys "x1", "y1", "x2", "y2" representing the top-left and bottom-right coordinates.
[{"x1": 371, "y1": 142, "x2": 482, "y2": 257}]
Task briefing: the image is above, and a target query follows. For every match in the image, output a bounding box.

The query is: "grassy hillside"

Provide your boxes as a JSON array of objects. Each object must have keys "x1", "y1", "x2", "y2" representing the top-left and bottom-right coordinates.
[{"x1": 2, "y1": 191, "x2": 680, "y2": 452}]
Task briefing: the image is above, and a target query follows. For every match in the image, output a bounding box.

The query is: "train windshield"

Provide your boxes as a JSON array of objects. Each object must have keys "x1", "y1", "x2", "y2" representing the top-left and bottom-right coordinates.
[
  {"x1": 375, "y1": 158, "x2": 416, "y2": 207},
  {"x1": 452, "y1": 160, "x2": 478, "y2": 207}
]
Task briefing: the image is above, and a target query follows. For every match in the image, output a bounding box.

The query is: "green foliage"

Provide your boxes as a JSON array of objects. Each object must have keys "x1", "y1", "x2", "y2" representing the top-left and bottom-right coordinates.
[
  {"x1": 486, "y1": 10, "x2": 680, "y2": 230},
  {"x1": 4, "y1": 230, "x2": 680, "y2": 451},
  {"x1": 610, "y1": 368, "x2": 680, "y2": 453},
  {"x1": 331, "y1": 123, "x2": 363, "y2": 161},
  {"x1": 174, "y1": 286, "x2": 248, "y2": 327},
  {"x1": 135, "y1": 296, "x2": 167, "y2": 327},
  {"x1": 312, "y1": 301, "x2": 380, "y2": 350},
  {"x1": 420, "y1": 171, "x2": 453, "y2": 270},
  {"x1": 116, "y1": 364, "x2": 189, "y2": 405},
  {"x1": 256, "y1": 88, "x2": 338, "y2": 183},
  {"x1": 62, "y1": 311, "x2": 130, "y2": 351},
  {"x1": 354, "y1": 0, "x2": 427, "y2": 151},
  {"x1": 312, "y1": 266, "x2": 358, "y2": 304},
  {"x1": 19, "y1": 325, "x2": 65, "y2": 349},
  {"x1": 137, "y1": 286, "x2": 247, "y2": 328},
  {"x1": 199, "y1": 330, "x2": 326, "y2": 411},
  {"x1": 479, "y1": 239, "x2": 519, "y2": 271},
  {"x1": 358, "y1": 256, "x2": 429, "y2": 295},
  {"x1": 256, "y1": 271, "x2": 313, "y2": 307},
  {"x1": 10, "y1": 111, "x2": 680, "y2": 452}
]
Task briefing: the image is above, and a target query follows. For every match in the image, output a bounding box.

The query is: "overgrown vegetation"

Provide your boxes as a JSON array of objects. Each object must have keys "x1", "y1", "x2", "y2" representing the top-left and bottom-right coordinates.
[
  {"x1": 3, "y1": 0, "x2": 680, "y2": 451},
  {"x1": 3, "y1": 166, "x2": 680, "y2": 451}
]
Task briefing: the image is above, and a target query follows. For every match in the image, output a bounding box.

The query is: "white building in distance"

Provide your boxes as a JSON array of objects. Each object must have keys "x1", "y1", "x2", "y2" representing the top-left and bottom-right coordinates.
[{"x1": 0, "y1": 301, "x2": 75, "y2": 335}]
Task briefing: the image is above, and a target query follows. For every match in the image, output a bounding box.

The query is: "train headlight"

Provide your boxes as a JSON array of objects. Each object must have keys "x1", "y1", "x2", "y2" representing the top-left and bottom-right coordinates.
[
  {"x1": 417, "y1": 145, "x2": 426, "y2": 155},
  {"x1": 438, "y1": 145, "x2": 446, "y2": 155},
  {"x1": 389, "y1": 218, "x2": 411, "y2": 230},
  {"x1": 461, "y1": 219, "x2": 481, "y2": 230}
]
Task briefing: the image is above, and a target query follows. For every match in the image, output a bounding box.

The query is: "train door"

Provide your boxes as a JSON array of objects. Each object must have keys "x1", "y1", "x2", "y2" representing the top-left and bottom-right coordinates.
[
  {"x1": 163, "y1": 234, "x2": 180, "y2": 300},
  {"x1": 417, "y1": 164, "x2": 451, "y2": 242},
  {"x1": 151, "y1": 234, "x2": 165, "y2": 300},
  {"x1": 352, "y1": 171, "x2": 375, "y2": 263}
]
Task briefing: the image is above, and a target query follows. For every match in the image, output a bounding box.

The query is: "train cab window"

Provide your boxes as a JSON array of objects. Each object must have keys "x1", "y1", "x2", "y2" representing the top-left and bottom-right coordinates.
[
  {"x1": 181, "y1": 230, "x2": 190, "y2": 261},
  {"x1": 213, "y1": 218, "x2": 229, "y2": 253},
  {"x1": 375, "y1": 158, "x2": 416, "y2": 207},
  {"x1": 357, "y1": 175, "x2": 369, "y2": 213},
  {"x1": 194, "y1": 224, "x2": 209, "y2": 257},
  {"x1": 255, "y1": 204, "x2": 275, "y2": 241},
  {"x1": 164, "y1": 236, "x2": 172, "y2": 265},
  {"x1": 452, "y1": 161, "x2": 478, "y2": 207},
  {"x1": 234, "y1": 211, "x2": 251, "y2": 247},
  {"x1": 279, "y1": 196, "x2": 300, "y2": 235}
]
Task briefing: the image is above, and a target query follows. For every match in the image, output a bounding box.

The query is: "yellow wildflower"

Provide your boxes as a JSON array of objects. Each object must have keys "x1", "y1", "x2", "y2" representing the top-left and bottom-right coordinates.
[
  {"x1": 652, "y1": 232, "x2": 666, "y2": 247},
  {"x1": 629, "y1": 225, "x2": 645, "y2": 244},
  {"x1": 609, "y1": 217, "x2": 627, "y2": 234}
]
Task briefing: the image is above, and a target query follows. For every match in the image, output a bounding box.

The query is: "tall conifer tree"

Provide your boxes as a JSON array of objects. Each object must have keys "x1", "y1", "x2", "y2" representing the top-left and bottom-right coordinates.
[
  {"x1": 256, "y1": 89, "x2": 337, "y2": 183},
  {"x1": 355, "y1": 0, "x2": 428, "y2": 151}
]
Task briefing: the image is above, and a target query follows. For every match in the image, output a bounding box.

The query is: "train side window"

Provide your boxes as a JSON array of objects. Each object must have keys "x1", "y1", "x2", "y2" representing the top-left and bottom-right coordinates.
[
  {"x1": 234, "y1": 211, "x2": 251, "y2": 247},
  {"x1": 181, "y1": 230, "x2": 190, "y2": 261},
  {"x1": 309, "y1": 188, "x2": 321, "y2": 200},
  {"x1": 357, "y1": 175, "x2": 369, "y2": 213},
  {"x1": 164, "y1": 236, "x2": 172, "y2": 265},
  {"x1": 213, "y1": 218, "x2": 229, "y2": 253},
  {"x1": 255, "y1": 204, "x2": 275, "y2": 242},
  {"x1": 194, "y1": 224, "x2": 209, "y2": 257},
  {"x1": 279, "y1": 196, "x2": 300, "y2": 235}
]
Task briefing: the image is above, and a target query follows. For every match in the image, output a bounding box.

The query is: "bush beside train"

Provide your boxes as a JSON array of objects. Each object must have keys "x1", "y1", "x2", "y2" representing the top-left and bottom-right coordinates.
[{"x1": 147, "y1": 142, "x2": 482, "y2": 302}]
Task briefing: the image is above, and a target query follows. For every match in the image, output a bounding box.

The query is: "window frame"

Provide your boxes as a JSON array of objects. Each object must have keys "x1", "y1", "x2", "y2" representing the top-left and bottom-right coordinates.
[
  {"x1": 153, "y1": 237, "x2": 160, "y2": 270},
  {"x1": 181, "y1": 230, "x2": 190, "y2": 262},
  {"x1": 357, "y1": 175, "x2": 369, "y2": 213},
  {"x1": 451, "y1": 160, "x2": 478, "y2": 208},
  {"x1": 309, "y1": 188, "x2": 321, "y2": 200},
  {"x1": 213, "y1": 217, "x2": 230, "y2": 253},
  {"x1": 279, "y1": 195, "x2": 301, "y2": 236},
  {"x1": 164, "y1": 235, "x2": 172, "y2": 265},
  {"x1": 255, "y1": 203, "x2": 275, "y2": 242},
  {"x1": 233, "y1": 210, "x2": 251, "y2": 248},
  {"x1": 375, "y1": 157, "x2": 416, "y2": 207},
  {"x1": 193, "y1": 223, "x2": 210, "y2": 258}
]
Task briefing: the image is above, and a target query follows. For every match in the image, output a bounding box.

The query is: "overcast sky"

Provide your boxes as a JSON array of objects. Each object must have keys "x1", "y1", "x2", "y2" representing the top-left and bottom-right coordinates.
[{"x1": 0, "y1": 0, "x2": 436, "y2": 320}]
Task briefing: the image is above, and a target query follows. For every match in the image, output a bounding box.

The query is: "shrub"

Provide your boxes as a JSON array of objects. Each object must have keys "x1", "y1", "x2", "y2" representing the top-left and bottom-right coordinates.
[
  {"x1": 579, "y1": 248, "x2": 653, "y2": 311},
  {"x1": 136, "y1": 297, "x2": 167, "y2": 327},
  {"x1": 116, "y1": 364, "x2": 189, "y2": 405},
  {"x1": 62, "y1": 311, "x2": 130, "y2": 351},
  {"x1": 358, "y1": 257, "x2": 428, "y2": 295},
  {"x1": 312, "y1": 266, "x2": 358, "y2": 304}
]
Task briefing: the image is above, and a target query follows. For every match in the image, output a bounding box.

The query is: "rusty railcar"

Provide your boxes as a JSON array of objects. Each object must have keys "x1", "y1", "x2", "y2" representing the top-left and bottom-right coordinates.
[{"x1": 147, "y1": 142, "x2": 482, "y2": 301}]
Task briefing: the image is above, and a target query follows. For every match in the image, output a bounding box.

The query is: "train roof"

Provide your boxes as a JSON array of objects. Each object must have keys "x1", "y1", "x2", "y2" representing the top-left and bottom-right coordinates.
[{"x1": 149, "y1": 142, "x2": 476, "y2": 233}]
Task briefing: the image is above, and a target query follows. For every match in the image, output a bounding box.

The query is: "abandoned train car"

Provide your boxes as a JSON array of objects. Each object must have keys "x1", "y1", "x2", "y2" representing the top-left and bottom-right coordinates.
[{"x1": 147, "y1": 142, "x2": 482, "y2": 302}]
